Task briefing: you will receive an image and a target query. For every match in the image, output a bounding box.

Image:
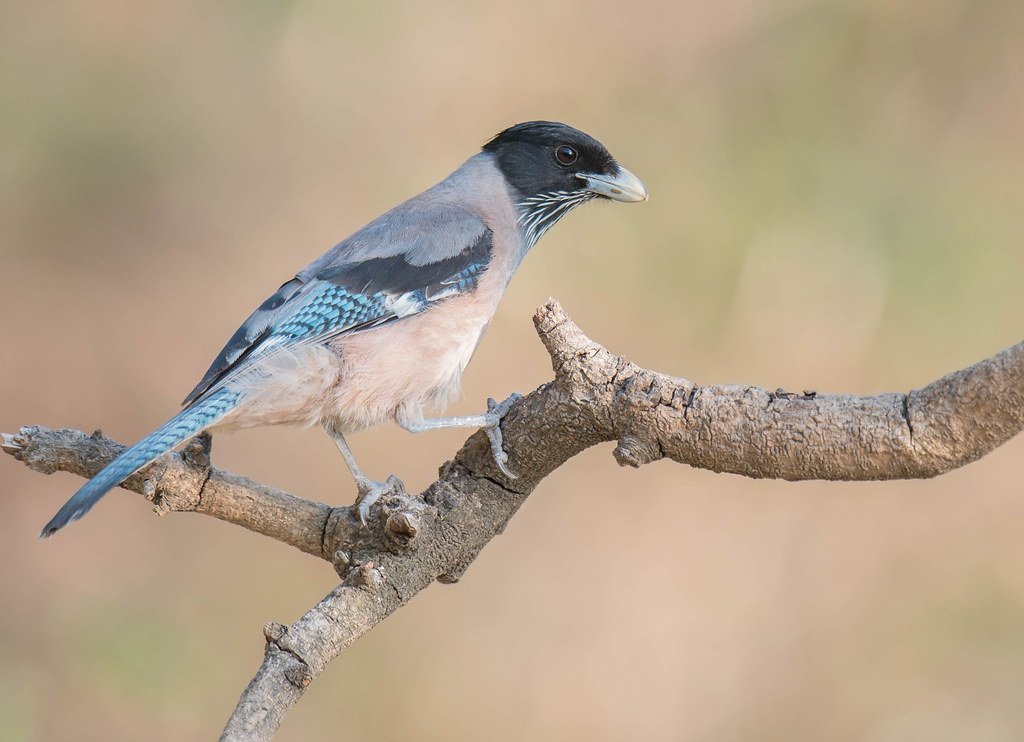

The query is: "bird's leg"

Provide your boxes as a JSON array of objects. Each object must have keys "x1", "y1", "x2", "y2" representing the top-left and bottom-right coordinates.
[
  {"x1": 323, "y1": 423, "x2": 404, "y2": 525},
  {"x1": 399, "y1": 393, "x2": 523, "y2": 478}
]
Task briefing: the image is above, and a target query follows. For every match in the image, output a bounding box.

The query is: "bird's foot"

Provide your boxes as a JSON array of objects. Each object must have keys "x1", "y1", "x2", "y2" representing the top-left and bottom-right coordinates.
[
  {"x1": 355, "y1": 474, "x2": 405, "y2": 526},
  {"x1": 482, "y1": 393, "x2": 523, "y2": 479}
]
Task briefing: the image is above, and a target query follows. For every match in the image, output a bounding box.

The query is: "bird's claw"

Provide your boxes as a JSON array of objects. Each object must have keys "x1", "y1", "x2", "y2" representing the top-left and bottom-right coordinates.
[
  {"x1": 355, "y1": 474, "x2": 405, "y2": 526},
  {"x1": 484, "y1": 393, "x2": 523, "y2": 479}
]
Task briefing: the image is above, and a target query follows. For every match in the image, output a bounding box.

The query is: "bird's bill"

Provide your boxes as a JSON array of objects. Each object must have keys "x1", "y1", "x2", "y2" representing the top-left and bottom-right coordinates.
[{"x1": 576, "y1": 166, "x2": 649, "y2": 202}]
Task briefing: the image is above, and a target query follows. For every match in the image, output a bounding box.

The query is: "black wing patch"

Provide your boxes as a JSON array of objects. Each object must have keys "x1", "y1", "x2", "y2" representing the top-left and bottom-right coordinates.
[{"x1": 314, "y1": 231, "x2": 493, "y2": 295}]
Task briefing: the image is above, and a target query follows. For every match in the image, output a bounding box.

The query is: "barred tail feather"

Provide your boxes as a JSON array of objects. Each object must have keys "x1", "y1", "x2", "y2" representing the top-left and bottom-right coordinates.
[{"x1": 39, "y1": 388, "x2": 240, "y2": 538}]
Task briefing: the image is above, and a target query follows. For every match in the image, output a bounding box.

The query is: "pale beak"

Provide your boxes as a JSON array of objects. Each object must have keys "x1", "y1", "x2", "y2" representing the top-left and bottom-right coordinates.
[{"x1": 576, "y1": 166, "x2": 649, "y2": 202}]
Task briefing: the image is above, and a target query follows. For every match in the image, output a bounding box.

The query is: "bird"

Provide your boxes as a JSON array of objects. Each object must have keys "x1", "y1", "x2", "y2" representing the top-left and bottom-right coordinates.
[{"x1": 40, "y1": 120, "x2": 648, "y2": 537}]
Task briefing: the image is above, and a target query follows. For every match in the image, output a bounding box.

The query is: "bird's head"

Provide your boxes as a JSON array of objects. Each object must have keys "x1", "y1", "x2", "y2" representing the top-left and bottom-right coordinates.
[{"x1": 483, "y1": 121, "x2": 647, "y2": 246}]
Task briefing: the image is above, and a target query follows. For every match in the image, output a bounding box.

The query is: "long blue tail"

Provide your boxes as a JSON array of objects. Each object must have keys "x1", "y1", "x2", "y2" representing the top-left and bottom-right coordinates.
[{"x1": 40, "y1": 388, "x2": 240, "y2": 538}]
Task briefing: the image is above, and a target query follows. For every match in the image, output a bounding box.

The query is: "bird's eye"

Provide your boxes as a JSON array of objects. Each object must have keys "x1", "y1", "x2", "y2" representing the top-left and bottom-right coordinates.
[{"x1": 555, "y1": 145, "x2": 578, "y2": 166}]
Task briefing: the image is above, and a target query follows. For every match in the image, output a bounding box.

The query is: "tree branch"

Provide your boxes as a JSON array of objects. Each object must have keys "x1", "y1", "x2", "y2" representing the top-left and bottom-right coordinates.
[
  {"x1": 3, "y1": 427, "x2": 332, "y2": 558},
  {"x1": 5, "y1": 299, "x2": 1022, "y2": 739}
]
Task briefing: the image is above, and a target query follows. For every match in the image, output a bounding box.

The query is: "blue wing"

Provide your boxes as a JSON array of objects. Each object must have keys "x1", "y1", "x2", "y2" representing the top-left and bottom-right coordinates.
[{"x1": 182, "y1": 227, "x2": 493, "y2": 406}]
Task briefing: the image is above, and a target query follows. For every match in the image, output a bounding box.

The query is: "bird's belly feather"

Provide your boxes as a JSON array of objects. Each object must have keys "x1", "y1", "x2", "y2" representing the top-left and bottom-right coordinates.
[
  {"x1": 213, "y1": 343, "x2": 342, "y2": 431},
  {"x1": 326, "y1": 293, "x2": 495, "y2": 431}
]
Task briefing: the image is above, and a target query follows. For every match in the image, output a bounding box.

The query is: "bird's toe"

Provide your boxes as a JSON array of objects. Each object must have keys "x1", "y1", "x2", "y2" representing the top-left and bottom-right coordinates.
[
  {"x1": 355, "y1": 475, "x2": 405, "y2": 526},
  {"x1": 486, "y1": 393, "x2": 523, "y2": 420},
  {"x1": 484, "y1": 418, "x2": 518, "y2": 480}
]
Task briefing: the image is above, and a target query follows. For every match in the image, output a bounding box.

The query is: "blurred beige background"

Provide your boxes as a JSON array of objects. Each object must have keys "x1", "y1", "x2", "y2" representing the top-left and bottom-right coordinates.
[{"x1": 3, "y1": 1, "x2": 1024, "y2": 740}]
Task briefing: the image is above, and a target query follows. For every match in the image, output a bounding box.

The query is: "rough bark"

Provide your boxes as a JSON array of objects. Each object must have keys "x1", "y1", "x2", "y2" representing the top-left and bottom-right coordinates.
[{"x1": 4, "y1": 300, "x2": 1022, "y2": 740}]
